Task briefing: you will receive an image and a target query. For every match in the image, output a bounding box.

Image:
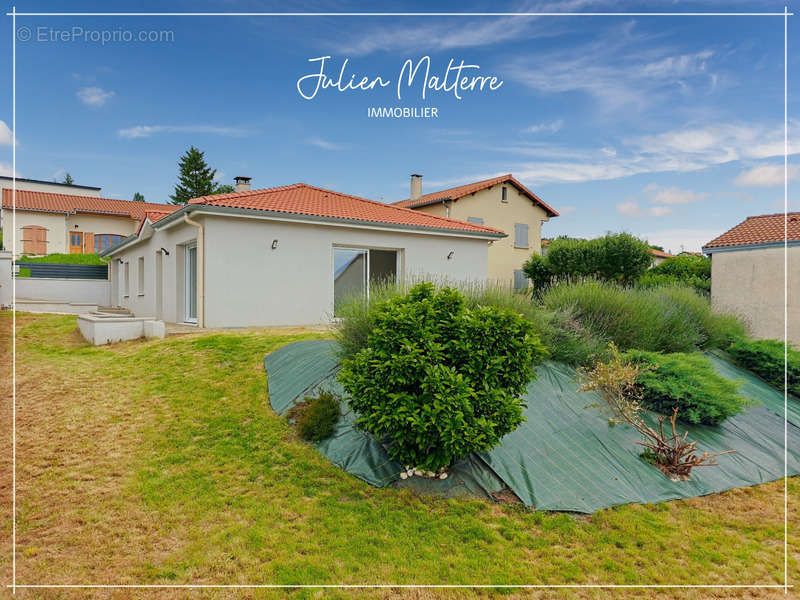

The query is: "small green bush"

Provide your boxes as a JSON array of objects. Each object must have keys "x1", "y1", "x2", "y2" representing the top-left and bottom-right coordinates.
[
  {"x1": 625, "y1": 350, "x2": 748, "y2": 425},
  {"x1": 288, "y1": 391, "x2": 340, "y2": 442},
  {"x1": 522, "y1": 253, "x2": 553, "y2": 295},
  {"x1": 338, "y1": 282, "x2": 548, "y2": 471},
  {"x1": 726, "y1": 338, "x2": 800, "y2": 397}
]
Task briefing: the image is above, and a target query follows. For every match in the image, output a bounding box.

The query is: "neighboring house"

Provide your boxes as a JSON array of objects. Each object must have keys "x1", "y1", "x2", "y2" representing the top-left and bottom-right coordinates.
[
  {"x1": 0, "y1": 176, "x2": 102, "y2": 245},
  {"x1": 703, "y1": 212, "x2": 799, "y2": 345},
  {"x1": 1, "y1": 189, "x2": 179, "y2": 255},
  {"x1": 100, "y1": 181, "x2": 505, "y2": 328},
  {"x1": 393, "y1": 174, "x2": 559, "y2": 290},
  {"x1": 650, "y1": 248, "x2": 674, "y2": 266}
]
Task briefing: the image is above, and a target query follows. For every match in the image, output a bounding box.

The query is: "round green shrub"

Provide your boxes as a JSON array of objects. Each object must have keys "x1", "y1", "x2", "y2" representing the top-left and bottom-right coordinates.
[
  {"x1": 624, "y1": 350, "x2": 748, "y2": 425},
  {"x1": 289, "y1": 391, "x2": 340, "y2": 442},
  {"x1": 338, "y1": 282, "x2": 548, "y2": 471}
]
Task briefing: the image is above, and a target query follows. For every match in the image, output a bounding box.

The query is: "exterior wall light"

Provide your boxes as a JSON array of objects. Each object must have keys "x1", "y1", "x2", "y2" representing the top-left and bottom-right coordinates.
[
  {"x1": 447, "y1": 251, "x2": 454, "y2": 260},
  {"x1": 271, "y1": 239, "x2": 279, "y2": 250},
  {"x1": 160, "y1": 247, "x2": 170, "y2": 256}
]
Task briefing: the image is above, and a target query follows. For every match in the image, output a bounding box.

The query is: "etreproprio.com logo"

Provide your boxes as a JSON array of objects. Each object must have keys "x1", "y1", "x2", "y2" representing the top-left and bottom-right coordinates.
[{"x1": 16, "y1": 26, "x2": 174, "y2": 45}]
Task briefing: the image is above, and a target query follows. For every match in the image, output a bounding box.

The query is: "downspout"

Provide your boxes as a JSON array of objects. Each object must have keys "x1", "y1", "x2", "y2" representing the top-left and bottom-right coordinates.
[
  {"x1": 441, "y1": 199, "x2": 450, "y2": 218},
  {"x1": 183, "y1": 213, "x2": 205, "y2": 328}
]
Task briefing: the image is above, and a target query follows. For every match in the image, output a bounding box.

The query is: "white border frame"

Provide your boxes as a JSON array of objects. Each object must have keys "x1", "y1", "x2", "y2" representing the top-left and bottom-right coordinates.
[{"x1": 5, "y1": 6, "x2": 794, "y2": 595}]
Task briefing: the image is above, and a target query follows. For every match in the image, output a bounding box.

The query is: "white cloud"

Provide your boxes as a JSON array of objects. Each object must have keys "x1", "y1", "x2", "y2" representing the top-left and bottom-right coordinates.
[
  {"x1": 503, "y1": 121, "x2": 798, "y2": 185},
  {"x1": 523, "y1": 119, "x2": 563, "y2": 134},
  {"x1": 639, "y1": 228, "x2": 723, "y2": 253},
  {"x1": 734, "y1": 164, "x2": 800, "y2": 187},
  {"x1": 0, "y1": 162, "x2": 19, "y2": 177},
  {"x1": 644, "y1": 184, "x2": 708, "y2": 205},
  {"x1": 616, "y1": 201, "x2": 672, "y2": 217},
  {"x1": 307, "y1": 137, "x2": 346, "y2": 151},
  {"x1": 0, "y1": 120, "x2": 17, "y2": 146},
  {"x1": 77, "y1": 86, "x2": 115, "y2": 107},
  {"x1": 506, "y1": 21, "x2": 719, "y2": 112},
  {"x1": 118, "y1": 125, "x2": 246, "y2": 138}
]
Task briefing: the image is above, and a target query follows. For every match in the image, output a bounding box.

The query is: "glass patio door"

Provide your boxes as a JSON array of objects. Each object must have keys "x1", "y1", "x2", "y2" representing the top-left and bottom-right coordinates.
[{"x1": 184, "y1": 244, "x2": 197, "y2": 323}]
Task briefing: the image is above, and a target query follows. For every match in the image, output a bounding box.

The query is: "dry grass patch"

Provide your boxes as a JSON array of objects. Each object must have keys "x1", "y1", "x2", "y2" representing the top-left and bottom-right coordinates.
[{"x1": 0, "y1": 312, "x2": 796, "y2": 600}]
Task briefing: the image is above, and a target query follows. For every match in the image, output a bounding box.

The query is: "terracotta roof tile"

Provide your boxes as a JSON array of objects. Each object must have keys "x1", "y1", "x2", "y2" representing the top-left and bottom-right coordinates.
[
  {"x1": 392, "y1": 174, "x2": 559, "y2": 217},
  {"x1": 137, "y1": 210, "x2": 177, "y2": 234},
  {"x1": 187, "y1": 183, "x2": 506, "y2": 236},
  {"x1": 2, "y1": 189, "x2": 179, "y2": 221},
  {"x1": 650, "y1": 248, "x2": 674, "y2": 259},
  {"x1": 703, "y1": 212, "x2": 800, "y2": 250}
]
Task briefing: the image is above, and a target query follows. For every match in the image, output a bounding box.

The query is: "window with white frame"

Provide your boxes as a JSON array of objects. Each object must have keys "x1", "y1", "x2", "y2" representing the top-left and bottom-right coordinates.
[{"x1": 137, "y1": 256, "x2": 145, "y2": 295}]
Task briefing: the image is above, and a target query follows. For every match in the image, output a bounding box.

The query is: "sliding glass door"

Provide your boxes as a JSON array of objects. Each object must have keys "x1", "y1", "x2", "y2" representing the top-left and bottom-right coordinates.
[{"x1": 333, "y1": 247, "x2": 398, "y2": 317}]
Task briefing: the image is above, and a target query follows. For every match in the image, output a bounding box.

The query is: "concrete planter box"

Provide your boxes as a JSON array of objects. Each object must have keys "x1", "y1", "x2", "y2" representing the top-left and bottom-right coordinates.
[{"x1": 78, "y1": 314, "x2": 166, "y2": 345}]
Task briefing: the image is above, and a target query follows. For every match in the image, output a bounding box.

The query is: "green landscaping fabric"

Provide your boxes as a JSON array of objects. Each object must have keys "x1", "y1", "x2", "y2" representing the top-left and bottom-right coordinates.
[
  {"x1": 482, "y1": 361, "x2": 800, "y2": 512},
  {"x1": 266, "y1": 341, "x2": 800, "y2": 513},
  {"x1": 265, "y1": 340, "x2": 506, "y2": 497},
  {"x1": 706, "y1": 350, "x2": 800, "y2": 426}
]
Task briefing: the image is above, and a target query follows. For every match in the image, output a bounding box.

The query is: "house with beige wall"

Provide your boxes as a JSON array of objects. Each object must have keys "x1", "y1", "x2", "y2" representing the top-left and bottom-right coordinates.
[
  {"x1": 393, "y1": 174, "x2": 559, "y2": 289},
  {"x1": 1, "y1": 188, "x2": 178, "y2": 255},
  {"x1": 101, "y1": 181, "x2": 504, "y2": 328},
  {"x1": 703, "y1": 212, "x2": 799, "y2": 346}
]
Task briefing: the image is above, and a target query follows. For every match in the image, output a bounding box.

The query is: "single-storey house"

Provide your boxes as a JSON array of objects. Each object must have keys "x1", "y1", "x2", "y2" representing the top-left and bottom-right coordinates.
[
  {"x1": 100, "y1": 181, "x2": 505, "y2": 328},
  {"x1": 703, "y1": 212, "x2": 799, "y2": 345},
  {"x1": 393, "y1": 174, "x2": 558, "y2": 290},
  {"x1": 1, "y1": 189, "x2": 179, "y2": 255}
]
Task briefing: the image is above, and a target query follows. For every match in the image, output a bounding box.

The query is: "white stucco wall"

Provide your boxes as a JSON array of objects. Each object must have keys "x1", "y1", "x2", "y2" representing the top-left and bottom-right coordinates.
[
  {"x1": 0, "y1": 251, "x2": 12, "y2": 307},
  {"x1": 108, "y1": 213, "x2": 491, "y2": 327},
  {"x1": 710, "y1": 244, "x2": 799, "y2": 346},
  {"x1": 202, "y1": 216, "x2": 490, "y2": 327},
  {"x1": 15, "y1": 277, "x2": 111, "y2": 305}
]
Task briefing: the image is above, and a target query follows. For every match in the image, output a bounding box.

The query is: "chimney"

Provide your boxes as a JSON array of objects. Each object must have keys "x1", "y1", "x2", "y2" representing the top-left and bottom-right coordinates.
[
  {"x1": 410, "y1": 173, "x2": 423, "y2": 201},
  {"x1": 234, "y1": 176, "x2": 251, "y2": 193}
]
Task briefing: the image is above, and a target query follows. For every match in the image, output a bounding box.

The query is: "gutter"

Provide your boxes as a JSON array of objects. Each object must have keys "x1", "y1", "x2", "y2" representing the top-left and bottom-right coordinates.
[{"x1": 183, "y1": 213, "x2": 205, "y2": 328}]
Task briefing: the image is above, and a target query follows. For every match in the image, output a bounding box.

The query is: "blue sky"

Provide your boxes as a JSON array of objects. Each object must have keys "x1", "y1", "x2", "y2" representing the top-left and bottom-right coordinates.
[{"x1": 1, "y1": 0, "x2": 797, "y2": 251}]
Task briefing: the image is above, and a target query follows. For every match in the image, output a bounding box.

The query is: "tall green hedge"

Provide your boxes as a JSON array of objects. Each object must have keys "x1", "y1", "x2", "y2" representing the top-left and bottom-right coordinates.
[{"x1": 524, "y1": 233, "x2": 653, "y2": 289}]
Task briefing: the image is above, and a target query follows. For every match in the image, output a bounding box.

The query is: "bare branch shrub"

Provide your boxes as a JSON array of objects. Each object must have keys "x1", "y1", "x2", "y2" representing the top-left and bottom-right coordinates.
[{"x1": 580, "y1": 343, "x2": 734, "y2": 481}]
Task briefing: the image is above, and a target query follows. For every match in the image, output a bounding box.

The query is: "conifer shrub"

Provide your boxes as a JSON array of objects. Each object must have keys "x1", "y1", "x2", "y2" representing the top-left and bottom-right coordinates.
[
  {"x1": 624, "y1": 350, "x2": 748, "y2": 425},
  {"x1": 726, "y1": 337, "x2": 800, "y2": 397}
]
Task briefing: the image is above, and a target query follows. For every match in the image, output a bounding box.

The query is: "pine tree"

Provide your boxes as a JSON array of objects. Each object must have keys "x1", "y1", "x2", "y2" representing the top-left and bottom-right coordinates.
[
  {"x1": 62, "y1": 172, "x2": 74, "y2": 185},
  {"x1": 132, "y1": 192, "x2": 145, "y2": 202},
  {"x1": 169, "y1": 146, "x2": 218, "y2": 205}
]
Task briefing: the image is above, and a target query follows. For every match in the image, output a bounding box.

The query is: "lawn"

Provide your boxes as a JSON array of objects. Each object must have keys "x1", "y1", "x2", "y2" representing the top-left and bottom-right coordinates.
[
  {"x1": 16, "y1": 253, "x2": 108, "y2": 265},
  {"x1": 0, "y1": 311, "x2": 797, "y2": 600}
]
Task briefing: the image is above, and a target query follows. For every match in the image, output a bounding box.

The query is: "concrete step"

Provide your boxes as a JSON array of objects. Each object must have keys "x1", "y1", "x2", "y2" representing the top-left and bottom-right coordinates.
[{"x1": 96, "y1": 306, "x2": 133, "y2": 316}]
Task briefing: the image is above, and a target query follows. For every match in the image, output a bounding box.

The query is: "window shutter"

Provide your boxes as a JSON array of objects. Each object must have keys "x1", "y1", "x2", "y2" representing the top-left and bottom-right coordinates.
[
  {"x1": 514, "y1": 269, "x2": 528, "y2": 291},
  {"x1": 84, "y1": 232, "x2": 94, "y2": 253},
  {"x1": 514, "y1": 223, "x2": 529, "y2": 249},
  {"x1": 35, "y1": 227, "x2": 48, "y2": 254},
  {"x1": 466, "y1": 216, "x2": 484, "y2": 225},
  {"x1": 22, "y1": 226, "x2": 47, "y2": 254}
]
